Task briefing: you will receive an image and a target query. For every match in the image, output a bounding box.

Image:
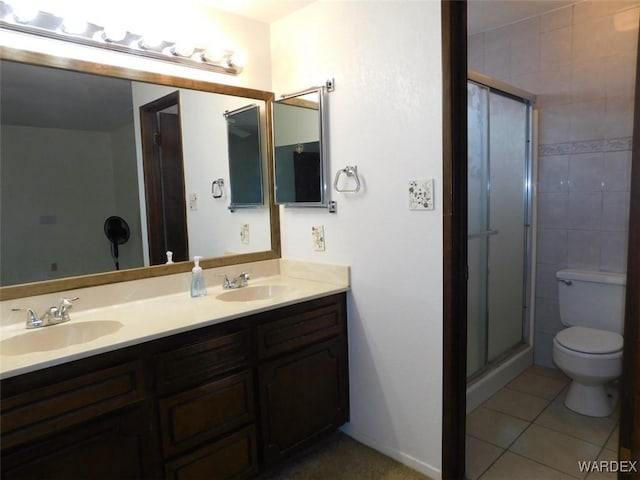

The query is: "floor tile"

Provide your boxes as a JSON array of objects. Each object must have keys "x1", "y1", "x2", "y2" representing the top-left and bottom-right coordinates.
[
  {"x1": 510, "y1": 424, "x2": 600, "y2": 477},
  {"x1": 480, "y1": 451, "x2": 576, "y2": 480},
  {"x1": 467, "y1": 407, "x2": 529, "y2": 448},
  {"x1": 535, "y1": 399, "x2": 618, "y2": 446},
  {"x1": 584, "y1": 449, "x2": 618, "y2": 480},
  {"x1": 527, "y1": 364, "x2": 569, "y2": 381},
  {"x1": 508, "y1": 371, "x2": 568, "y2": 400},
  {"x1": 484, "y1": 387, "x2": 551, "y2": 422},
  {"x1": 604, "y1": 425, "x2": 618, "y2": 452},
  {"x1": 466, "y1": 435, "x2": 504, "y2": 480}
]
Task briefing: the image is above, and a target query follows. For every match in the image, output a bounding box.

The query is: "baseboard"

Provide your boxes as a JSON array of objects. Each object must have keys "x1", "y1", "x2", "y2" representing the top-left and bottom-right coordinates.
[{"x1": 340, "y1": 424, "x2": 442, "y2": 480}]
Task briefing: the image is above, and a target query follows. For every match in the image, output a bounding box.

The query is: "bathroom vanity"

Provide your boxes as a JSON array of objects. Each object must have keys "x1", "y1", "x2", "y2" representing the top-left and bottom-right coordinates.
[{"x1": 0, "y1": 271, "x2": 349, "y2": 479}]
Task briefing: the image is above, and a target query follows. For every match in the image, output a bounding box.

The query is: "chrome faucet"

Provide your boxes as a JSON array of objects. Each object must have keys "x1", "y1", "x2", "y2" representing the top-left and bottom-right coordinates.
[
  {"x1": 223, "y1": 272, "x2": 250, "y2": 289},
  {"x1": 12, "y1": 297, "x2": 79, "y2": 329}
]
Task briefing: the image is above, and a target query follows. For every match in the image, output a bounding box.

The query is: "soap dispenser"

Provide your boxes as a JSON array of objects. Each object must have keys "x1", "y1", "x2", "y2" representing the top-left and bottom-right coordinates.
[{"x1": 190, "y1": 256, "x2": 207, "y2": 297}]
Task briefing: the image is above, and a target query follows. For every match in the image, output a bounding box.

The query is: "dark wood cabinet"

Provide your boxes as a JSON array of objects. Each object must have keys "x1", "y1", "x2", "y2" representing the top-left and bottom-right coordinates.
[
  {"x1": 2, "y1": 404, "x2": 159, "y2": 480},
  {"x1": 259, "y1": 337, "x2": 349, "y2": 465},
  {"x1": 158, "y1": 370, "x2": 255, "y2": 458},
  {"x1": 0, "y1": 292, "x2": 348, "y2": 479},
  {"x1": 165, "y1": 425, "x2": 258, "y2": 480}
]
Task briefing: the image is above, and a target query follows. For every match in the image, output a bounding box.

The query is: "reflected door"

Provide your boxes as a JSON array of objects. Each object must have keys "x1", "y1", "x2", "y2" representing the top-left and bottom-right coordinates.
[
  {"x1": 467, "y1": 81, "x2": 531, "y2": 379},
  {"x1": 140, "y1": 92, "x2": 189, "y2": 265}
]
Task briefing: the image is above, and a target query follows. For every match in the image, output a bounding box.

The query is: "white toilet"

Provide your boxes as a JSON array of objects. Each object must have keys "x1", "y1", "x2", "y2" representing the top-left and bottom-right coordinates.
[{"x1": 552, "y1": 269, "x2": 626, "y2": 417}]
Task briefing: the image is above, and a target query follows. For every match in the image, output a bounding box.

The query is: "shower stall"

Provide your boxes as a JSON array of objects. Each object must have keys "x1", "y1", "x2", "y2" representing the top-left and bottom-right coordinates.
[{"x1": 466, "y1": 71, "x2": 536, "y2": 411}]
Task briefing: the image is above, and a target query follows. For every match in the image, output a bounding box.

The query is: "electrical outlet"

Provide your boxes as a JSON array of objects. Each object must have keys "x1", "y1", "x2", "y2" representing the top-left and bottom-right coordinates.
[
  {"x1": 240, "y1": 223, "x2": 250, "y2": 244},
  {"x1": 409, "y1": 179, "x2": 435, "y2": 210},
  {"x1": 189, "y1": 193, "x2": 198, "y2": 211},
  {"x1": 312, "y1": 226, "x2": 325, "y2": 251}
]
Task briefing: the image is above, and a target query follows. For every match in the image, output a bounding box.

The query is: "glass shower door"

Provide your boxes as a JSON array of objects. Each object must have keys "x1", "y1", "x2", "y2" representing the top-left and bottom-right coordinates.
[{"x1": 467, "y1": 81, "x2": 530, "y2": 379}]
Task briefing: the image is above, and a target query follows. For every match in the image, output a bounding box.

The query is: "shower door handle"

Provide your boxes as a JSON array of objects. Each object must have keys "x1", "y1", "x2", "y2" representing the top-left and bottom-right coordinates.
[{"x1": 467, "y1": 229, "x2": 499, "y2": 239}]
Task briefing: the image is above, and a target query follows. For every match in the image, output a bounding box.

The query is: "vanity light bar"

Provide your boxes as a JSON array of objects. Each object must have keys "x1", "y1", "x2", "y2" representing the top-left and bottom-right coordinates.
[{"x1": 0, "y1": 1, "x2": 243, "y2": 75}]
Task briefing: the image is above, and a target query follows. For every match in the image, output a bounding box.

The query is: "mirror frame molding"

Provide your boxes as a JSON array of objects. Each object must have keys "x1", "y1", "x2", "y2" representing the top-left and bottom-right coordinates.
[{"x1": 0, "y1": 47, "x2": 281, "y2": 301}]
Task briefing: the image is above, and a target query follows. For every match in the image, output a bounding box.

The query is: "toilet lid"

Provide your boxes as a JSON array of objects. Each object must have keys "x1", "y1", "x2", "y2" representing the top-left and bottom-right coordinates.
[{"x1": 556, "y1": 326, "x2": 623, "y2": 354}]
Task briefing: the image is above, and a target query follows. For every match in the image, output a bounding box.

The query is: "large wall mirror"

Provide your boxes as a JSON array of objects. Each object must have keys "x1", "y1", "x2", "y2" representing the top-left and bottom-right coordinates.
[
  {"x1": 273, "y1": 87, "x2": 328, "y2": 206},
  {"x1": 0, "y1": 48, "x2": 280, "y2": 300}
]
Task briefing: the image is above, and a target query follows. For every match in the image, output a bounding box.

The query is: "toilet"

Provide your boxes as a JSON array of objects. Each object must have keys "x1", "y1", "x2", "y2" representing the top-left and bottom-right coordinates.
[{"x1": 552, "y1": 269, "x2": 626, "y2": 417}]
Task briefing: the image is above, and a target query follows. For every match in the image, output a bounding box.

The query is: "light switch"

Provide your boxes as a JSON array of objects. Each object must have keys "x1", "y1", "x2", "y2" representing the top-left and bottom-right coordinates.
[
  {"x1": 189, "y1": 193, "x2": 198, "y2": 211},
  {"x1": 312, "y1": 226, "x2": 325, "y2": 251},
  {"x1": 240, "y1": 224, "x2": 250, "y2": 244}
]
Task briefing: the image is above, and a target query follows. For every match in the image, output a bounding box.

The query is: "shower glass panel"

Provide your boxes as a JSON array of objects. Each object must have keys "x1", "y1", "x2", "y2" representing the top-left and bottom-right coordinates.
[{"x1": 467, "y1": 80, "x2": 531, "y2": 380}]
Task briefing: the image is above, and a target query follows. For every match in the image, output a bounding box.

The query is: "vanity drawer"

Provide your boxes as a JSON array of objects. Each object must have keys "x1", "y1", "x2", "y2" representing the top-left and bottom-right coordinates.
[
  {"x1": 165, "y1": 424, "x2": 258, "y2": 480},
  {"x1": 256, "y1": 294, "x2": 346, "y2": 360},
  {"x1": 158, "y1": 370, "x2": 255, "y2": 458},
  {"x1": 1, "y1": 361, "x2": 145, "y2": 450},
  {"x1": 155, "y1": 328, "x2": 249, "y2": 394}
]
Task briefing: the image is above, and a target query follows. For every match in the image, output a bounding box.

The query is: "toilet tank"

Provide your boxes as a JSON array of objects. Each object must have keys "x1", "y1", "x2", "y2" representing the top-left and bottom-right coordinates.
[{"x1": 556, "y1": 269, "x2": 626, "y2": 333}]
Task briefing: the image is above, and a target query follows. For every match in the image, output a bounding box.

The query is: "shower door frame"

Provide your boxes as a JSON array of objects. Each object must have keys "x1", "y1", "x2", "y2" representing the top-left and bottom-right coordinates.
[{"x1": 466, "y1": 71, "x2": 536, "y2": 381}]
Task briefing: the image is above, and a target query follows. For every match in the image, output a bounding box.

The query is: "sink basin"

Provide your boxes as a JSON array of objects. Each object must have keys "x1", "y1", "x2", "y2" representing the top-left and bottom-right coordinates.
[
  {"x1": 216, "y1": 285, "x2": 293, "y2": 302},
  {"x1": 0, "y1": 320, "x2": 124, "y2": 356}
]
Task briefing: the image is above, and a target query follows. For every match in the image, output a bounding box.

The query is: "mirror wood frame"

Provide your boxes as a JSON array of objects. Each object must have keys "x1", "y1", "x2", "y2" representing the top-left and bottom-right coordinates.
[{"x1": 0, "y1": 47, "x2": 281, "y2": 301}]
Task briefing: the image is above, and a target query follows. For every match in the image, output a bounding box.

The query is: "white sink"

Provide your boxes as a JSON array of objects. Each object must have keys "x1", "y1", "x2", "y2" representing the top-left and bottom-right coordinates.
[
  {"x1": 216, "y1": 285, "x2": 293, "y2": 302},
  {"x1": 0, "y1": 320, "x2": 124, "y2": 356}
]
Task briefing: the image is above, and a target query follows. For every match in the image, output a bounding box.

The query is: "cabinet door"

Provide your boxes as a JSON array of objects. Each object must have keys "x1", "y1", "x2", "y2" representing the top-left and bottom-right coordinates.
[
  {"x1": 165, "y1": 425, "x2": 258, "y2": 480},
  {"x1": 158, "y1": 370, "x2": 255, "y2": 458},
  {"x1": 258, "y1": 337, "x2": 349, "y2": 465},
  {"x1": 1, "y1": 405, "x2": 159, "y2": 480}
]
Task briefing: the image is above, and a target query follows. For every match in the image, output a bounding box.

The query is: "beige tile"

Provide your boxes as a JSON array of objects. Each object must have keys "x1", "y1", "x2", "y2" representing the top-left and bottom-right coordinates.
[
  {"x1": 535, "y1": 399, "x2": 618, "y2": 446},
  {"x1": 526, "y1": 364, "x2": 569, "y2": 381},
  {"x1": 604, "y1": 425, "x2": 619, "y2": 452},
  {"x1": 484, "y1": 387, "x2": 550, "y2": 422},
  {"x1": 510, "y1": 424, "x2": 600, "y2": 477},
  {"x1": 508, "y1": 371, "x2": 568, "y2": 400},
  {"x1": 466, "y1": 435, "x2": 504, "y2": 480},
  {"x1": 585, "y1": 449, "x2": 618, "y2": 480},
  {"x1": 480, "y1": 451, "x2": 576, "y2": 480},
  {"x1": 467, "y1": 407, "x2": 529, "y2": 449}
]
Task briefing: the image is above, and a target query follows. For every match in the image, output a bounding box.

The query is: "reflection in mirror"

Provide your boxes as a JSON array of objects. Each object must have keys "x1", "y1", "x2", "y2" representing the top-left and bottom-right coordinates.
[
  {"x1": 0, "y1": 56, "x2": 277, "y2": 293},
  {"x1": 139, "y1": 91, "x2": 189, "y2": 265},
  {"x1": 224, "y1": 105, "x2": 264, "y2": 208},
  {"x1": 273, "y1": 88, "x2": 327, "y2": 205}
]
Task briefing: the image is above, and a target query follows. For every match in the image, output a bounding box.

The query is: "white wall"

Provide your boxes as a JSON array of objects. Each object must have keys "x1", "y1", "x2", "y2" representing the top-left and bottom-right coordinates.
[
  {"x1": 272, "y1": 2, "x2": 443, "y2": 477},
  {"x1": 110, "y1": 122, "x2": 145, "y2": 270},
  {"x1": 0, "y1": 125, "x2": 123, "y2": 284}
]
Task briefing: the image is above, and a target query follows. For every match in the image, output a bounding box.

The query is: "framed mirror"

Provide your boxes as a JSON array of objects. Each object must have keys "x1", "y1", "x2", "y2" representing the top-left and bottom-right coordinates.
[
  {"x1": 224, "y1": 104, "x2": 265, "y2": 209},
  {"x1": 272, "y1": 87, "x2": 328, "y2": 206},
  {"x1": 0, "y1": 48, "x2": 280, "y2": 300}
]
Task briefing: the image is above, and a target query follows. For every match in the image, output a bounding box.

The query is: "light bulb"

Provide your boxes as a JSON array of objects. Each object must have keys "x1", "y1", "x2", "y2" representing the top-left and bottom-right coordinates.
[
  {"x1": 61, "y1": 16, "x2": 87, "y2": 35},
  {"x1": 11, "y1": 3, "x2": 39, "y2": 23},
  {"x1": 228, "y1": 51, "x2": 247, "y2": 69},
  {"x1": 102, "y1": 25, "x2": 128, "y2": 42},
  {"x1": 202, "y1": 47, "x2": 225, "y2": 64},
  {"x1": 171, "y1": 42, "x2": 195, "y2": 57},
  {"x1": 138, "y1": 35, "x2": 164, "y2": 49}
]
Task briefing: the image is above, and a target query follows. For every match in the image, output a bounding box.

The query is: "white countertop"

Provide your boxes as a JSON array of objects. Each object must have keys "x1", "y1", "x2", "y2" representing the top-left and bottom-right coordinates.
[{"x1": 0, "y1": 272, "x2": 349, "y2": 379}]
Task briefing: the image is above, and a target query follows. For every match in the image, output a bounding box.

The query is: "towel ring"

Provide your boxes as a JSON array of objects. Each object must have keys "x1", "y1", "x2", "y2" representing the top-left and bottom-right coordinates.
[
  {"x1": 212, "y1": 178, "x2": 224, "y2": 198},
  {"x1": 334, "y1": 165, "x2": 361, "y2": 193}
]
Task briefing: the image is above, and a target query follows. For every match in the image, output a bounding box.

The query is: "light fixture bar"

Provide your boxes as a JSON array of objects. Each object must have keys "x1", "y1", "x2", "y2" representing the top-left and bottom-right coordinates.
[{"x1": 0, "y1": 2, "x2": 243, "y2": 75}]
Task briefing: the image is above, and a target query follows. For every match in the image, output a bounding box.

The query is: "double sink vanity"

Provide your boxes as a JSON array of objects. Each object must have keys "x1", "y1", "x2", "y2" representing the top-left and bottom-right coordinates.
[
  {"x1": 0, "y1": 44, "x2": 346, "y2": 479},
  {"x1": 0, "y1": 260, "x2": 350, "y2": 479}
]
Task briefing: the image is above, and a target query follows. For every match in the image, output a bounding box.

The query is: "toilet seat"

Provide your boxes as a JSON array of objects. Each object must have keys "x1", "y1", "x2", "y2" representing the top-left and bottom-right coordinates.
[{"x1": 556, "y1": 326, "x2": 623, "y2": 354}]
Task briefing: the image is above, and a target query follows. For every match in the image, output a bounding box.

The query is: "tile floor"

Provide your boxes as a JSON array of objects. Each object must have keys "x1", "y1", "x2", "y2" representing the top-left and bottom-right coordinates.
[{"x1": 466, "y1": 365, "x2": 619, "y2": 480}]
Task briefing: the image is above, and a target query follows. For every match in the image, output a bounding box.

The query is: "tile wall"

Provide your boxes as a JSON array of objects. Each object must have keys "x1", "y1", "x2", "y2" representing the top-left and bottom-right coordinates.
[{"x1": 468, "y1": 1, "x2": 639, "y2": 367}]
